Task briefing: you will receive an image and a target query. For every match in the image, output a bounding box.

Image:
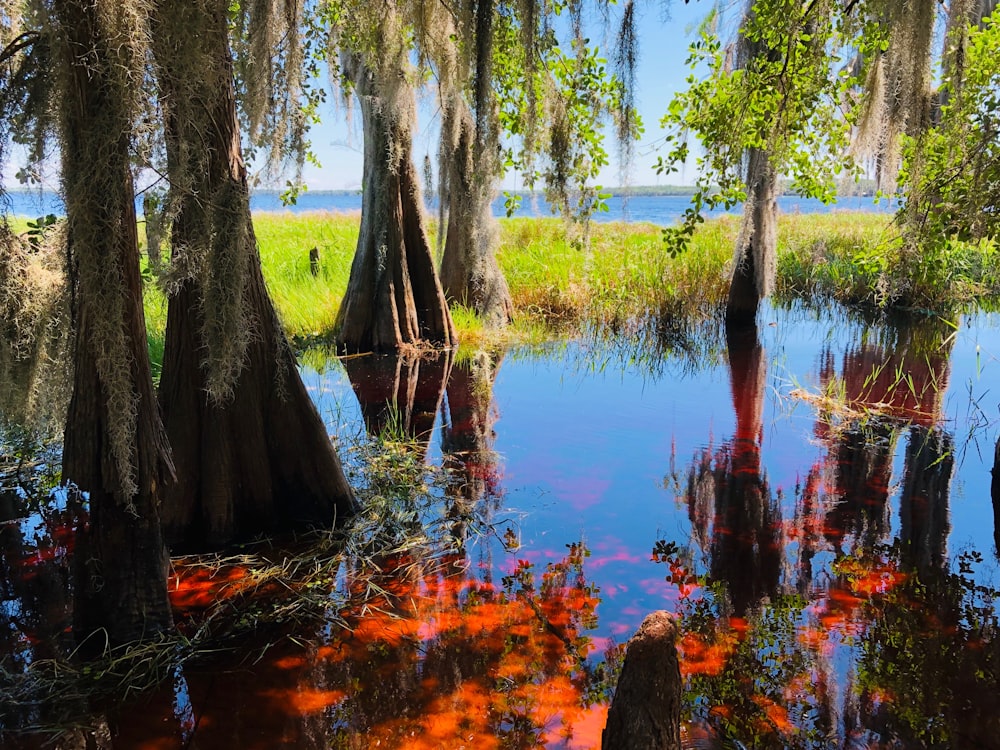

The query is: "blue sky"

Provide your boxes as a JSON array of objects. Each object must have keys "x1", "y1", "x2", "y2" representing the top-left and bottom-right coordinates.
[
  {"x1": 2, "y1": 2, "x2": 728, "y2": 194},
  {"x1": 299, "y1": 1, "x2": 727, "y2": 190}
]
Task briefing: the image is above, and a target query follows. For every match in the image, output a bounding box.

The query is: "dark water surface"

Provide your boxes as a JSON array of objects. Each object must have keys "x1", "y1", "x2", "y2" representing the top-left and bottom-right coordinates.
[{"x1": 3, "y1": 303, "x2": 1000, "y2": 748}]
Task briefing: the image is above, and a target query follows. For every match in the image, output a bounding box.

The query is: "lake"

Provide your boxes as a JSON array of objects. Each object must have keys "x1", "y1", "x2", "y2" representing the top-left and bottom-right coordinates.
[
  {"x1": 2, "y1": 302, "x2": 999, "y2": 748},
  {"x1": 3, "y1": 189, "x2": 894, "y2": 227}
]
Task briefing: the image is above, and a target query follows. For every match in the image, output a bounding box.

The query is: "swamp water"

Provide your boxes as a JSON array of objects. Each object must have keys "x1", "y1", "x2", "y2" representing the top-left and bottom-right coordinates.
[{"x1": 2, "y1": 303, "x2": 1000, "y2": 748}]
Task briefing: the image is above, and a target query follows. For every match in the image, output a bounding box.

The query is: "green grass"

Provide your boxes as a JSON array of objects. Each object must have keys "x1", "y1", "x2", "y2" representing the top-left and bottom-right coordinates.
[
  {"x1": 10, "y1": 206, "x2": 999, "y2": 355},
  {"x1": 253, "y1": 210, "x2": 360, "y2": 336},
  {"x1": 775, "y1": 212, "x2": 1000, "y2": 314},
  {"x1": 144, "y1": 210, "x2": 955, "y2": 347}
]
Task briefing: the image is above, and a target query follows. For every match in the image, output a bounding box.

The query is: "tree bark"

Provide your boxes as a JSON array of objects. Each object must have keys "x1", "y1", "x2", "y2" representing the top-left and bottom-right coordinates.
[
  {"x1": 335, "y1": 51, "x2": 455, "y2": 354},
  {"x1": 726, "y1": 148, "x2": 778, "y2": 327},
  {"x1": 439, "y1": 97, "x2": 513, "y2": 326},
  {"x1": 601, "y1": 610, "x2": 682, "y2": 750},
  {"x1": 54, "y1": 0, "x2": 173, "y2": 643},
  {"x1": 152, "y1": 0, "x2": 356, "y2": 551}
]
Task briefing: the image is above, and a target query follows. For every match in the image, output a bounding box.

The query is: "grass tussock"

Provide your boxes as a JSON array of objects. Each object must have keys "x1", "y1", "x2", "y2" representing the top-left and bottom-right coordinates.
[
  {"x1": 775, "y1": 212, "x2": 1000, "y2": 313},
  {"x1": 499, "y1": 216, "x2": 735, "y2": 334}
]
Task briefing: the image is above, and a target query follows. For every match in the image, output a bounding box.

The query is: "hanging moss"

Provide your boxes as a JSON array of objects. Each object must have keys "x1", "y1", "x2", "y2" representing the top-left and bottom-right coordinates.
[
  {"x1": 49, "y1": 0, "x2": 157, "y2": 501},
  {"x1": 151, "y1": 0, "x2": 257, "y2": 403},
  {"x1": 853, "y1": 0, "x2": 937, "y2": 194},
  {"x1": 0, "y1": 221, "x2": 71, "y2": 432}
]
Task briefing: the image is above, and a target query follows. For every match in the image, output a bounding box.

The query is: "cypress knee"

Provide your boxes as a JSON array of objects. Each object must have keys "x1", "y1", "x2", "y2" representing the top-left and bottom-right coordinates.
[{"x1": 602, "y1": 610, "x2": 682, "y2": 750}]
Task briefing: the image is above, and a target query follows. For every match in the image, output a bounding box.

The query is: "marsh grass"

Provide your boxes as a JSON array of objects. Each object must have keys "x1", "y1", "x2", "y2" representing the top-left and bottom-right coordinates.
[
  {"x1": 775, "y1": 212, "x2": 1000, "y2": 313},
  {"x1": 9, "y1": 207, "x2": 996, "y2": 372},
  {"x1": 252, "y1": 210, "x2": 360, "y2": 336}
]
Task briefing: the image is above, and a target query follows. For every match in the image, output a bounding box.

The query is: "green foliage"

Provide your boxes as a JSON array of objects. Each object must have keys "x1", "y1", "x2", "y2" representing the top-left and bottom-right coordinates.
[
  {"x1": 775, "y1": 214, "x2": 1000, "y2": 314},
  {"x1": 901, "y1": 10, "x2": 1000, "y2": 250},
  {"x1": 854, "y1": 545, "x2": 1000, "y2": 747},
  {"x1": 493, "y1": 9, "x2": 640, "y2": 228},
  {"x1": 22, "y1": 214, "x2": 57, "y2": 251},
  {"x1": 142, "y1": 209, "x2": 998, "y2": 348},
  {"x1": 657, "y1": 1, "x2": 860, "y2": 255}
]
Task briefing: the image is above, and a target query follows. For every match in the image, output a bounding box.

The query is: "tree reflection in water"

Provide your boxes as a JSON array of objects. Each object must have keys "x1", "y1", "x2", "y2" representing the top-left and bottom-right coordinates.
[
  {"x1": 11, "y1": 346, "x2": 612, "y2": 749},
  {"x1": 342, "y1": 350, "x2": 454, "y2": 458},
  {"x1": 441, "y1": 349, "x2": 505, "y2": 547},
  {"x1": 667, "y1": 316, "x2": 1000, "y2": 748},
  {"x1": 5, "y1": 316, "x2": 1000, "y2": 748}
]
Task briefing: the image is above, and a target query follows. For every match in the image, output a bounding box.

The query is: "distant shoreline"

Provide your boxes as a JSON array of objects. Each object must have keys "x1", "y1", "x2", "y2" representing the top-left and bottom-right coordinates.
[{"x1": 2, "y1": 184, "x2": 882, "y2": 200}]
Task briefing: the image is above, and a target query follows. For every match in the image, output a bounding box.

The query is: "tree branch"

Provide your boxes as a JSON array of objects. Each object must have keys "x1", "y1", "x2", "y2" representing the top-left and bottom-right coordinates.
[{"x1": 0, "y1": 31, "x2": 40, "y2": 68}]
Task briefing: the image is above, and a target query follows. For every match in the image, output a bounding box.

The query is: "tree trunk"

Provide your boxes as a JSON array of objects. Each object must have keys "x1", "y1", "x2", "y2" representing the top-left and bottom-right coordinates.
[
  {"x1": 54, "y1": 0, "x2": 174, "y2": 643},
  {"x1": 439, "y1": 97, "x2": 513, "y2": 326},
  {"x1": 335, "y1": 51, "x2": 455, "y2": 354},
  {"x1": 152, "y1": 0, "x2": 356, "y2": 551},
  {"x1": 992, "y1": 435, "x2": 1000, "y2": 561},
  {"x1": 601, "y1": 610, "x2": 682, "y2": 750},
  {"x1": 726, "y1": 149, "x2": 778, "y2": 327}
]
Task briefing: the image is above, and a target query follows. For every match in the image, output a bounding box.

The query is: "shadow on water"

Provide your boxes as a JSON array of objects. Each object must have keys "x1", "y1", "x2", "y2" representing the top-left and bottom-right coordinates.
[{"x1": 4, "y1": 307, "x2": 1000, "y2": 748}]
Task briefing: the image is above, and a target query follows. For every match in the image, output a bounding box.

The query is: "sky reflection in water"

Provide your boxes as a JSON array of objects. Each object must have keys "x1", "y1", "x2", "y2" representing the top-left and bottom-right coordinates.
[
  {"x1": 300, "y1": 303, "x2": 1000, "y2": 748},
  {"x1": 3, "y1": 303, "x2": 1000, "y2": 748}
]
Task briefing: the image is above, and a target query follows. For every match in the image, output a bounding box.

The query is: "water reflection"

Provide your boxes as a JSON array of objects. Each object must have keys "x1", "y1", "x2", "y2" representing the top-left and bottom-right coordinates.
[
  {"x1": 342, "y1": 350, "x2": 453, "y2": 457},
  {"x1": 0, "y1": 486, "x2": 77, "y2": 735},
  {"x1": 669, "y1": 316, "x2": 998, "y2": 748},
  {"x1": 99, "y1": 543, "x2": 611, "y2": 749},
  {"x1": 4, "y1": 307, "x2": 1000, "y2": 748},
  {"x1": 441, "y1": 350, "x2": 505, "y2": 546},
  {"x1": 686, "y1": 322, "x2": 781, "y2": 616}
]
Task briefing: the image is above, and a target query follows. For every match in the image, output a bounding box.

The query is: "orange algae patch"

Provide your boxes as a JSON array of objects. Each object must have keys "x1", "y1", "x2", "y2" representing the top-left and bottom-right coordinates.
[
  {"x1": 560, "y1": 703, "x2": 610, "y2": 749},
  {"x1": 835, "y1": 558, "x2": 908, "y2": 597},
  {"x1": 849, "y1": 566, "x2": 907, "y2": 596},
  {"x1": 796, "y1": 624, "x2": 834, "y2": 656},
  {"x1": 262, "y1": 687, "x2": 346, "y2": 714},
  {"x1": 867, "y1": 686, "x2": 895, "y2": 705},
  {"x1": 679, "y1": 632, "x2": 733, "y2": 677},
  {"x1": 272, "y1": 654, "x2": 307, "y2": 670},
  {"x1": 410, "y1": 681, "x2": 497, "y2": 749},
  {"x1": 752, "y1": 694, "x2": 795, "y2": 734},
  {"x1": 168, "y1": 564, "x2": 250, "y2": 611}
]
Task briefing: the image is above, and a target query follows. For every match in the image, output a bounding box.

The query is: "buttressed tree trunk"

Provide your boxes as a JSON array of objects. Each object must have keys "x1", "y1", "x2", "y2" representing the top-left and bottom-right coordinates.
[
  {"x1": 52, "y1": 0, "x2": 174, "y2": 643},
  {"x1": 439, "y1": 97, "x2": 513, "y2": 326},
  {"x1": 152, "y1": 0, "x2": 356, "y2": 551},
  {"x1": 726, "y1": 147, "x2": 778, "y2": 327},
  {"x1": 335, "y1": 50, "x2": 455, "y2": 354}
]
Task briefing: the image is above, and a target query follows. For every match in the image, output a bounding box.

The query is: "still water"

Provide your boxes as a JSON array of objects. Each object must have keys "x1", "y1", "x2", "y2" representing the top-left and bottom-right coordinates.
[
  {"x1": 3, "y1": 189, "x2": 892, "y2": 226},
  {"x1": 2, "y1": 303, "x2": 1000, "y2": 748}
]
